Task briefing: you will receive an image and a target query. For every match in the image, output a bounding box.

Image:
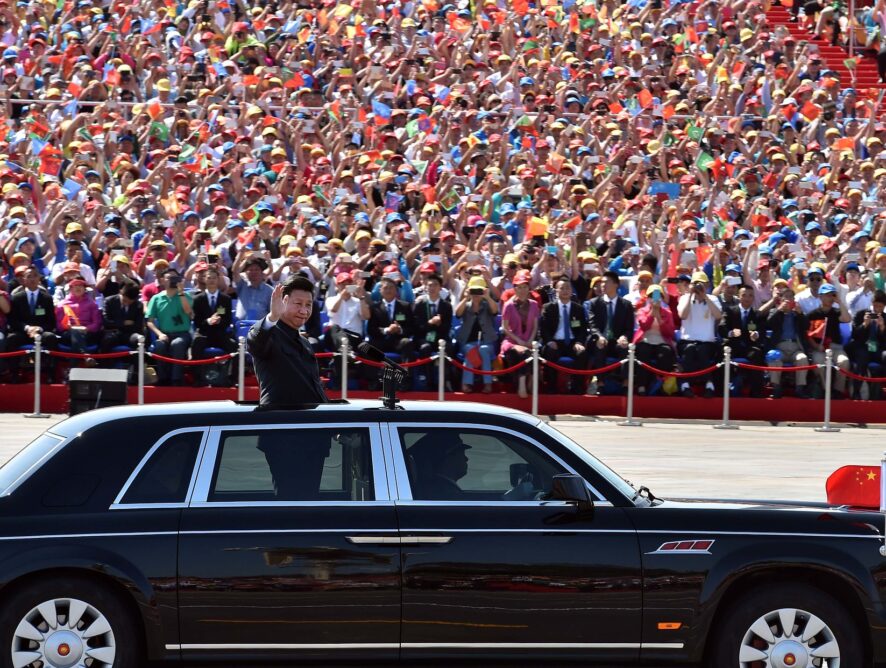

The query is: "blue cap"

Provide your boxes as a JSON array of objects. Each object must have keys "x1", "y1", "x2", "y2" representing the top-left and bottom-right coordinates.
[
  {"x1": 758, "y1": 245, "x2": 773, "y2": 255},
  {"x1": 519, "y1": 77, "x2": 535, "y2": 86},
  {"x1": 314, "y1": 235, "x2": 328, "y2": 243},
  {"x1": 807, "y1": 266, "x2": 824, "y2": 275},
  {"x1": 733, "y1": 229, "x2": 751, "y2": 239},
  {"x1": 765, "y1": 349, "x2": 783, "y2": 363},
  {"x1": 141, "y1": 208, "x2": 157, "y2": 217},
  {"x1": 517, "y1": 201, "x2": 533, "y2": 210},
  {"x1": 84, "y1": 170, "x2": 101, "y2": 179},
  {"x1": 226, "y1": 219, "x2": 245, "y2": 229},
  {"x1": 386, "y1": 212, "x2": 404, "y2": 222},
  {"x1": 207, "y1": 184, "x2": 223, "y2": 192},
  {"x1": 852, "y1": 230, "x2": 869, "y2": 242},
  {"x1": 724, "y1": 263, "x2": 741, "y2": 274},
  {"x1": 15, "y1": 238, "x2": 32, "y2": 250},
  {"x1": 354, "y1": 212, "x2": 370, "y2": 222},
  {"x1": 103, "y1": 213, "x2": 121, "y2": 222},
  {"x1": 500, "y1": 203, "x2": 515, "y2": 215},
  {"x1": 769, "y1": 233, "x2": 786, "y2": 244},
  {"x1": 2, "y1": 48, "x2": 16, "y2": 58},
  {"x1": 818, "y1": 283, "x2": 836, "y2": 295},
  {"x1": 182, "y1": 211, "x2": 199, "y2": 219},
  {"x1": 845, "y1": 262, "x2": 861, "y2": 272},
  {"x1": 677, "y1": 273, "x2": 691, "y2": 281},
  {"x1": 804, "y1": 222, "x2": 822, "y2": 232},
  {"x1": 255, "y1": 202, "x2": 274, "y2": 212},
  {"x1": 662, "y1": 18, "x2": 677, "y2": 27},
  {"x1": 781, "y1": 199, "x2": 798, "y2": 209},
  {"x1": 102, "y1": 227, "x2": 120, "y2": 236}
]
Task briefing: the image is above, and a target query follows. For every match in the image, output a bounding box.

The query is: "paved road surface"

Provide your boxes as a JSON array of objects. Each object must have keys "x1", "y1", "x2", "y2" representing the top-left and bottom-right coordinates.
[{"x1": 1, "y1": 411, "x2": 882, "y2": 502}]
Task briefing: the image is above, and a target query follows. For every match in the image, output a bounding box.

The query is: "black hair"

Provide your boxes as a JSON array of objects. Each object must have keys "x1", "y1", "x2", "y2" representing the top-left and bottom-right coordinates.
[
  {"x1": 121, "y1": 283, "x2": 140, "y2": 300},
  {"x1": 603, "y1": 270, "x2": 620, "y2": 284},
  {"x1": 281, "y1": 274, "x2": 314, "y2": 297},
  {"x1": 874, "y1": 290, "x2": 886, "y2": 305}
]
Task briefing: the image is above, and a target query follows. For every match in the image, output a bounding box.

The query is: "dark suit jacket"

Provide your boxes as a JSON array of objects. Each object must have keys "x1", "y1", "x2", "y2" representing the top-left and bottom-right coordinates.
[
  {"x1": 247, "y1": 317, "x2": 328, "y2": 406},
  {"x1": 193, "y1": 291, "x2": 233, "y2": 337},
  {"x1": 766, "y1": 309, "x2": 809, "y2": 347},
  {"x1": 102, "y1": 294, "x2": 145, "y2": 335},
  {"x1": 719, "y1": 304, "x2": 766, "y2": 350},
  {"x1": 539, "y1": 300, "x2": 589, "y2": 343},
  {"x1": 412, "y1": 296, "x2": 452, "y2": 345},
  {"x1": 368, "y1": 299, "x2": 416, "y2": 345},
  {"x1": 587, "y1": 296, "x2": 634, "y2": 343},
  {"x1": 851, "y1": 310, "x2": 886, "y2": 349},
  {"x1": 8, "y1": 288, "x2": 56, "y2": 334}
]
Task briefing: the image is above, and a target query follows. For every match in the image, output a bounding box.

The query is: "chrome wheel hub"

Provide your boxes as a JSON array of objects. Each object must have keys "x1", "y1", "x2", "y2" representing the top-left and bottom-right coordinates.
[
  {"x1": 739, "y1": 607, "x2": 840, "y2": 667},
  {"x1": 11, "y1": 597, "x2": 116, "y2": 668}
]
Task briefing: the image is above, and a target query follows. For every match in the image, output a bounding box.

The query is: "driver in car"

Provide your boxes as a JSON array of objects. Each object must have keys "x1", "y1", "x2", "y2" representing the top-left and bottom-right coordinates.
[{"x1": 407, "y1": 433, "x2": 471, "y2": 500}]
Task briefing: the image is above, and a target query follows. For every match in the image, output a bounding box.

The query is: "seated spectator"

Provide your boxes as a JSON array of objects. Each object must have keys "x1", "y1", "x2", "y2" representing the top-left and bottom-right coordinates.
[
  {"x1": 719, "y1": 285, "x2": 766, "y2": 398},
  {"x1": 847, "y1": 290, "x2": 886, "y2": 399},
  {"x1": 587, "y1": 271, "x2": 635, "y2": 395},
  {"x1": 55, "y1": 277, "x2": 102, "y2": 352},
  {"x1": 191, "y1": 267, "x2": 236, "y2": 386},
  {"x1": 454, "y1": 275, "x2": 499, "y2": 394},
  {"x1": 633, "y1": 285, "x2": 677, "y2": 396},
  {"x1": 539, "y1": 277, "x2": 588, "y2": 395},
  {"x1": 807, "y1": 284, "x2": 852, "y2": 398},
  {"x1": 766, "y1": 288, "x2": 812, "y2": 399},
  {"x1": 677, "y1": 272, "x2": 723, "y2": 398},
  {"x1": 324, "y1": 271, "x2": 371, "y2": 352},
  {"x1": 141, "y1": 259, "x2": 170, "y2": 305},
  {"x1": 501, "y1": 271, "x2": 538, "y2": 399},
  {"x1": 367, "y1": 276, "x2": 416, "y2": 382},
  {"x1": 796, "y1": 267, "x2": 826, "y2": 314},
  {"x1": 95, "y1": 254, "x2": 141, "y2": 302},
  {"x1": 49, "y1": 239, "x2": 96, "y2": 286},
  {"x1": 145, "y1": 269, "x2": 193, "y2": 386},
  {"x1": 6, "y1": 266, "x2": 58, "y2": 381},
  {"x1": 101, "y1": 283, "x2": 145, "y2": 353},
  {"x1": 413, "y1": 273, "x2": 453, "y2": 362},
  {"x1": 233, "y1": 254, "x2": 273, "y2": 321}
]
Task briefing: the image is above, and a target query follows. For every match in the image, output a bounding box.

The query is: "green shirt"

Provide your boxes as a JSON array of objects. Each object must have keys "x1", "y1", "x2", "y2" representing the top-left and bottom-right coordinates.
[
  {"x1": 875, "y1": 269, "x2": 885, "y2": 292},
  {"x1": 146, "y1": 291, "x2": 193, "y2": 335}
]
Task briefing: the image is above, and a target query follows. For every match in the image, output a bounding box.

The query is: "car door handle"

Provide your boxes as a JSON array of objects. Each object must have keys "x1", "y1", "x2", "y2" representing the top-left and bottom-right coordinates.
[{"x1": 346, "y1": 536, "x2": 453, "y2": 545}]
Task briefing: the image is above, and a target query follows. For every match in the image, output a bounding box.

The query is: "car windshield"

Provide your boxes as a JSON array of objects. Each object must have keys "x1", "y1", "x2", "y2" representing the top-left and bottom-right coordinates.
[
  {"x1": 0, "y1": 433, "x2": 66, "y2": 497},
  {"x1": 536, "y1": 421, "x2": 639, "y2": 503}
]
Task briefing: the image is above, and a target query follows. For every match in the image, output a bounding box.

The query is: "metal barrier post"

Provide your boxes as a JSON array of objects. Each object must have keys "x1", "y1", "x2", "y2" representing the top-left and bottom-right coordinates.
[
  {"x1": 531, "y1": 341, "x2": 540, "y2": 416},
  {"x1": 619, "y1": 344, "x2": 642, "y2": 427},
  {"x1": 815, "y1": 349, "x2": 841, "y2": 433},
  {"x1": 137, "y1": 335, "x2": 145, "y2": 405},
  {"x1": 24, "y1": 336, "x2": 49, "y2": 418},
  {"x1": 714, "y1": 347, "x2": 738, "y2": 430},
  {"x1": 237, "y1": 336, "x2": 246, "y2": 402},
  {"x1": 340, "y1": 336, "x2": 349, "y2": 402},
  {"x1": 438, "y1": 338, "x2": 446, "y2": 403}
]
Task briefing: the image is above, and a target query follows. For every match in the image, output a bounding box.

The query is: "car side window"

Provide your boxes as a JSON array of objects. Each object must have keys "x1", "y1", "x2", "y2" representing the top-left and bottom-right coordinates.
[
  {"x1": 208, "y1": 428, "x2": 374, "y2": 502},
  {"x1": 398, "y1": 428, "x2": 566, "y2": 502},
  {"x1": 121, "y1": 431, "x2": 203, "y2": 504}
]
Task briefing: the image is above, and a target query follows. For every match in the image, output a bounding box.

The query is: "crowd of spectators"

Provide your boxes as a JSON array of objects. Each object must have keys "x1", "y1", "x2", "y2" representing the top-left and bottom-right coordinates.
[{"x1": 0, "y1": 0, "x2": 885, "y2": 400}]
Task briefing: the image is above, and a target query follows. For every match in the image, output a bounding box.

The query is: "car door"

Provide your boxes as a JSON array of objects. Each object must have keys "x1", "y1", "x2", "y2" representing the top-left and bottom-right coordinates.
[
  {"x1": 176, "y1": 421, "x2": 400, "y2": 662},
  {"x1": 385, "y1": 422, "x2": 643, "y2": 664}
]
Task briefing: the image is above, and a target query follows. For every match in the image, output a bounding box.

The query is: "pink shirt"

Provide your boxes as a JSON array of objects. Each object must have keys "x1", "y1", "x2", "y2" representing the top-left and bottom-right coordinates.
[
  {"x1": 56, "y1": 293, "x2": 102, "y2": 333},
  {"x1": 501, "y1": 297, "x2": 539, "y2": 353}
]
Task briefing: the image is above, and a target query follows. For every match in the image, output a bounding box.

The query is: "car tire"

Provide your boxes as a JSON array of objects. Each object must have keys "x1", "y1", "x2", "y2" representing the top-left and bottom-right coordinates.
[
  {"x1": 707, "y1": 582, "x2": 864, "y2": 667},
  {"x1": 0, "y1": 576, "x2": 141, "y2": 668}
]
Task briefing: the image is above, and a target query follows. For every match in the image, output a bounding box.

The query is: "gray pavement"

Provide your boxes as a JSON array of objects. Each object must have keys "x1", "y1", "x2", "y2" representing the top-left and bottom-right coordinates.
[{"x1": 0, "y1": 411, "x2": 882, "y2": 502}]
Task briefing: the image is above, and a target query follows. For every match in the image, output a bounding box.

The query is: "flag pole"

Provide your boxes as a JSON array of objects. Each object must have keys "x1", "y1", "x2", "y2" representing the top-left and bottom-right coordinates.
[{"x1": 880, "y1": 451, "x2": 886, "y2": 556}]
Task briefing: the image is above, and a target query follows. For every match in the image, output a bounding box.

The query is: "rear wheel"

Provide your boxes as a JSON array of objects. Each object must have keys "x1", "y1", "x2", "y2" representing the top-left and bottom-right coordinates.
[
  {"x1": 708, "y1": 583, "x2": 864, "y2": 668},
  {"x1": 0, "y1": 577, "x2": 140, "y2": 668}
]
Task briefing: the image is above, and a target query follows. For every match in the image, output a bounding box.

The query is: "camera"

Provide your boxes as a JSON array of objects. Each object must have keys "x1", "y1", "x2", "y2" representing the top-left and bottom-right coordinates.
[{"x1": 469, "y1": 288, "x2": 485, "y2": 296}]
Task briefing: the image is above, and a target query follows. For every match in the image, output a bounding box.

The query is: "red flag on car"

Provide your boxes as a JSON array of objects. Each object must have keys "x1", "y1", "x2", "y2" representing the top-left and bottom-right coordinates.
[{"x1": 826, "y1": 465, "x2": 881, "y2": 508}]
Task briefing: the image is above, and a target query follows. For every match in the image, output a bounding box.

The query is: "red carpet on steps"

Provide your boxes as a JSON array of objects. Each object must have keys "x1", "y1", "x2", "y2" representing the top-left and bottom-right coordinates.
[
  {"x1": 766, "y1": 4, "x2": 885, "y2": 110},
  {"x1": 0, "y1": 383, "x2": 883, "y2": 423}
]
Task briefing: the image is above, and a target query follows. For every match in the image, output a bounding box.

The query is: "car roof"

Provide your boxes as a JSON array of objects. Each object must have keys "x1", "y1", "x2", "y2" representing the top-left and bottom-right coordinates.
[{"x1": 49, "y1": 400, "x2": 540, "y2": 437}]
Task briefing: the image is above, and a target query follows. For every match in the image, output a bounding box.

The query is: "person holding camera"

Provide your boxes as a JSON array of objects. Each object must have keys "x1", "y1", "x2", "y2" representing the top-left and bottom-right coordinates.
[
  {"x1": 324, "y1": 272, "x2": 370, "y2": 386},
  {"x1": 806, "y1": 283, "x2": 852, "y2": 398},
  {"x1": 677, "y1": 271, "x2": 722, "y2": 398},
  {"x1": 848, "y1": 290, "x2": 886, "y2": 399},
  {"x1": 766, "y1": 287, "x2": 812, "y2": 399},
  {"x1": 145, "y1": 269, "x2": 193, "y2": 386},
  {"x1": 455, "y1": 275, "x2": 499, "y2": 394}
]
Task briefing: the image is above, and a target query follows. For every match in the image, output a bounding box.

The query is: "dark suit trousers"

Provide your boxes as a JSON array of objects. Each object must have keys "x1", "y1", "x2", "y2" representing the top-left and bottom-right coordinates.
[
  {"x1": 730, "y1": 343, "x2": 765, "y2": 393},
  {"x1": 677, "y1": 340, "x2": 719, "y2": 385},
  {"x1": 6, "y1": 331, "x2": 59, "y2": 374},
  {"x1": 542, "y1": 340, "x2": 588, "y2": 391},
  {"x1": 635, "y1": 341, "x2": 676, "y2": 390},
  {"x1": 590, "y1": 341, "x2": 629, "y2": 381}
]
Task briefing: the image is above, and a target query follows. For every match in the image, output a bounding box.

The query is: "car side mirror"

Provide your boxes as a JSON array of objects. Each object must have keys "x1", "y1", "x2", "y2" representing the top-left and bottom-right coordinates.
[{"x1": 549, "y1": 474, "x2": 594, "y2": 515}]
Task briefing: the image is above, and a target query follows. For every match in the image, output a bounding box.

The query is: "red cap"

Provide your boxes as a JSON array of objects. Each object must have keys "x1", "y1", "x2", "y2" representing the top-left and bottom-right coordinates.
[
  {"x1": 513, "y1": 270, "x2": 532, "y2": 285},
  {"x1": 419, "y1": 261, "x2": 437, "y2": 273},
  {"x1": 335, "y1": 271, "x2": 353, "y2": 284}
]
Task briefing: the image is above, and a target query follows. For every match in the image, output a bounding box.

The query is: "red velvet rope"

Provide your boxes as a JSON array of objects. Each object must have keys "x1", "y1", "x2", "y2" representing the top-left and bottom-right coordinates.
[
  {"x1": 148, "y1": 353, "x2": 235, "y2": 365},
  {"x1": 0, "y1": 350, "x2": 29, "y2": 358},
  {"x1": 446, "y1": 356, "x2": 531, "y2": 376},
  {"x1": 351, "y1": 356, "x2": 436, "y2": 369},
  {"x1": 541, "y1": 359, "x2": 625, "y2": 376},
  {"x1": 734, "y1": 362, "x2": 820, "y2": 373},
  {"x1": 315, "y1": 352, "x2": 335, "y2": 359},
  {"x1": 637, "y1": 361, "x2": 722, "y2": 379},
  {"x1": 47, "y1": 350, "x2": 132, "y2": 360},
  {"x1": 836, "y1": 367, "x2": 886, "y2": 383}
]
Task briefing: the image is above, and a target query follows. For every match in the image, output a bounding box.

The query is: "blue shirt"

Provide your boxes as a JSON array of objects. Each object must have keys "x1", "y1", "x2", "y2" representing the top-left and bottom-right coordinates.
[
  {"x1": 235, "y1": 279, "x2": 273, "y2": 321},
  {"x1": 782, "y1": 312, "x2": 797, "y2": 342}
]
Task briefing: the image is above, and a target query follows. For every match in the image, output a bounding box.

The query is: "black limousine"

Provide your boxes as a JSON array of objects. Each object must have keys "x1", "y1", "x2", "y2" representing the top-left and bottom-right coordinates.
[{"x1": 0, "y1": 399, "x2": 882, "y2": 667}]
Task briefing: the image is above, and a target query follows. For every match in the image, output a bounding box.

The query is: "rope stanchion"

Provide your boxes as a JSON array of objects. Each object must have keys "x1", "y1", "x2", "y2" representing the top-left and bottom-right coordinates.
[
  {"x1": 531, "y1": 341, "x2": 540, "y2": 416},
  {"x1": 137, "y1": 335, "x2": 145, "y2": 405},
  {"x1": 541, "y1": 359, "x2": 625, "y2": 376},
  {"x1": 714, "y1": 346, "x2": 738, "y2": 431},
  {"x1": 147, "y1": 352, "x2": 236, "y2": 365},
  {"x1": 340, "y1": 337, "x2": 349, "y2": 402},
  {"x1": 816, "y1": 350, "x2": 840, "y2": 433},
  {"x1": 619, "y1": 343, "x2": 642, "y2": 427},
  {"x1": 0, "y1": 350, "x2": 29, "y2": 358},
  {"x1": 46, "y1": 350, "x2": 132, "y2": 360},
  {"x1": 637, "y1": 361, "x2": 722, "y2": 379},
  {"x1": 734, "y1": 361, "x2": 820, "y2": 373},
  {"x1": 237, "y1": 337, "x2": 246, "y2": 403},
  {"x1": 24, "y1": 339, "x2": 48, "y2": 419},
  {"x1": 446, "y1": 356, "x2": 531, "y2": 376},
  {"x1": 438, "y1": 338, "x2": 446, "y2": 402}
]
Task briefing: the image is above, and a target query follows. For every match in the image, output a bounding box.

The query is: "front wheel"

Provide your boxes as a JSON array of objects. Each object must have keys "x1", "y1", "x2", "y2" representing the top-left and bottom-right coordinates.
[
  {"x1": 0, "y1": 577, "x2": 140, "y2": 668},
  {"x1": 708, "y1": 583, "x2": 865, "y2": 668}
]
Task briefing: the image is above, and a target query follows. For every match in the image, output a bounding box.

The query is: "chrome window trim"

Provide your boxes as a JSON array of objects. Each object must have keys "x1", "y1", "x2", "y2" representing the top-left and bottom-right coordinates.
[
  {"x1": 166, "y1": 642, "x2": 683, "y2": 651},
  {"x1": 0, "y1": 432, "x2": 66, "y2": 498},
  {"x1": 110, "y1": 427, "x2": 209, "y2": 509},
  {"x1": 385, "y1": 422, "x2": 609, "y2": 505},
  {"x1": 190, "y1": 422, "x2": 389, "y2": 505}
]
